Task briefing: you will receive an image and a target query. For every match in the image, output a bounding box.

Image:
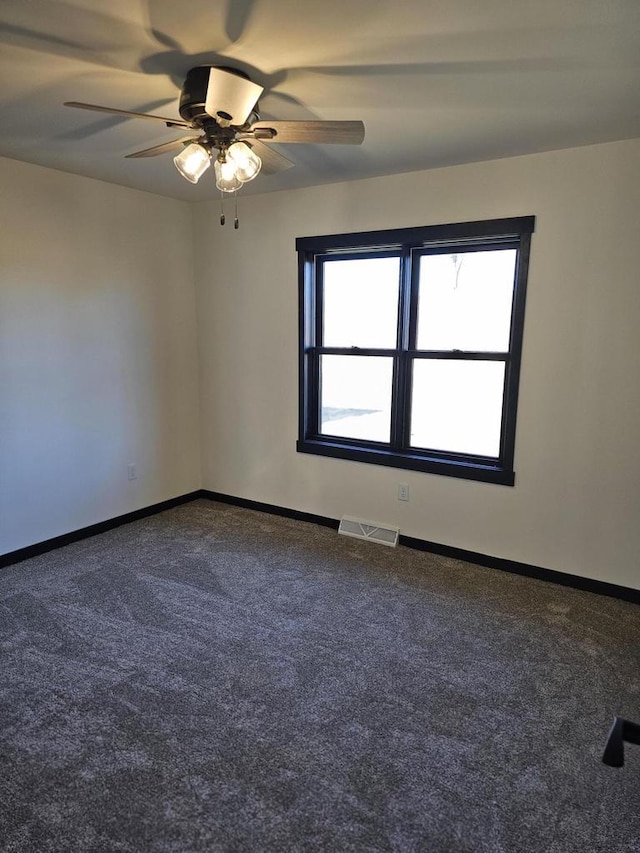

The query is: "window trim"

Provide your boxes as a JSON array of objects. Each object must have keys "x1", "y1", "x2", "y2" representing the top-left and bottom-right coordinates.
[{"x1": 296, "y1": 216, "x2": 535, "y2": 486}]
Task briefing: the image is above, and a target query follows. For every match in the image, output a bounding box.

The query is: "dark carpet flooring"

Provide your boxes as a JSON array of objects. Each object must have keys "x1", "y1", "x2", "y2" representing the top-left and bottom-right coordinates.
[{"x1": 1, "y1": 499, "x2": 639, "y2": 852}]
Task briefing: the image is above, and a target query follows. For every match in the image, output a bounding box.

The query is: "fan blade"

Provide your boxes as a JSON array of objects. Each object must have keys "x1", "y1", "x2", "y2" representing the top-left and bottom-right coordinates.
[
  {"x1": 247, "y1": 120, "x2": 365, "y2": 145},
  {"x1": 125, "y1": 137, "x2": 201, "y2": 159},
  {"x1": 64, "y1": 102, "x2": 192, "y2": 128},
  {"x1": 204, "y1": 67, "x2": 264, "y2": 127},
  {"x1": 247, "y1": 140, "x2": 294, "y2": 174}
]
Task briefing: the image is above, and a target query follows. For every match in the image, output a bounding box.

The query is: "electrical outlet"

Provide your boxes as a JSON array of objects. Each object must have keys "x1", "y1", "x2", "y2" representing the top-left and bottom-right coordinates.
[
  {"x1": 128, "y1": 463, "x2": 137, "y2": 481},
  {"x1": 398, "y1": 483, "x2": 409, "y2": 501}
]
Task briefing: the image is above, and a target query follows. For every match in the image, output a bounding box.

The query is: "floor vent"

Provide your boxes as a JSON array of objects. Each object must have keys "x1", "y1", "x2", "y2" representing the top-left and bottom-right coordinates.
[{"x1": 338, "y1": 516, "x2": 399, "y2": 547}]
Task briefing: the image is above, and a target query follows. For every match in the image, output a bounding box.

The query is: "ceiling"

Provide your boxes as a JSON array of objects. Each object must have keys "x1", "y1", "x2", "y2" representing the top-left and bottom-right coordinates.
[{"x1": 1, "y1": 0, "x2": 639, "y2": 201}]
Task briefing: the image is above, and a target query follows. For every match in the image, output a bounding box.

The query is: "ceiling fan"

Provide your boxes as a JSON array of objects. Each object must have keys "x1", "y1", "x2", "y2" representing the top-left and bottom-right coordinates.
[{"x1": 65, "y1": 65, "x2": 365, "y2": 210}]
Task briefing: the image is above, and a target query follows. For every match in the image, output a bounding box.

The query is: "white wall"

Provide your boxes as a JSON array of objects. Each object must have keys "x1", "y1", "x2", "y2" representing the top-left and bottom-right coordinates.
[
  {"x1": 194, "y1": 139, "x2": 640, "y2": 590},
  {"x1": 3, "y1": 142, "x2": 638, "y2": 590},
  {"x1": 0, "y1": 159, "x2": 201, "y2": 554}
]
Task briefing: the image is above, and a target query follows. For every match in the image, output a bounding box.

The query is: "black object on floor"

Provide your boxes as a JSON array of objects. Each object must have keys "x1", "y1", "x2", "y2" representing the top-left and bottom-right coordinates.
[{"x1": 602, "y1": 716, "x2": 640, "y2": 767}]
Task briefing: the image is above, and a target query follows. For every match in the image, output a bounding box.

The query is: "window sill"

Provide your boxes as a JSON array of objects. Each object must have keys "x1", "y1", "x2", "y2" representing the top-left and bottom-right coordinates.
[{"x1": 296, "y1": 438, "x2": 515, "y2": 486}]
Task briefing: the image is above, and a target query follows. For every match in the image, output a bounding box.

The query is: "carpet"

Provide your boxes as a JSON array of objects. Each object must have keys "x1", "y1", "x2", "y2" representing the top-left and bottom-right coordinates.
[{"x1": 1, "y1": 499, "x2": 639, "y2": 852}]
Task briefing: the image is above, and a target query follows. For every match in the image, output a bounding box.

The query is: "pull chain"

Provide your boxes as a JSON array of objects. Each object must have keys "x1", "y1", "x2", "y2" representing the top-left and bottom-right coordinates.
[
  {"x1": 234, "y1": 189, "x2": 239, "y2": 229},
  {"x1": 220, "y1": 189, "x2": 225, "y2": 226}
]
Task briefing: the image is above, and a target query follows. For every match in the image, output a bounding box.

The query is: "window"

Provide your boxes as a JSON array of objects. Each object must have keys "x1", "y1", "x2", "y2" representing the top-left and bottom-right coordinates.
[{"x1": 297, "y1": 217, "x2": 535, "y2": 485}]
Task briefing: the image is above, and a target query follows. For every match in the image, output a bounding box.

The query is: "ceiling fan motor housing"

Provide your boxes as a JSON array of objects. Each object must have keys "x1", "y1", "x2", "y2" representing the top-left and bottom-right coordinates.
[
  {"x1": 179, "y1": 66, "x2": 212, "y2": 124},
  {"x1": 179, "y1": 66, "x2": 256, "y2": 127}
]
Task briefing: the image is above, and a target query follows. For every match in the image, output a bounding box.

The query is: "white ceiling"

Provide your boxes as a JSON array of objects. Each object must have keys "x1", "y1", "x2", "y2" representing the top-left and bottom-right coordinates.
[{"x1": 1, "y1": 0, "x2": 639, "y2": 201}]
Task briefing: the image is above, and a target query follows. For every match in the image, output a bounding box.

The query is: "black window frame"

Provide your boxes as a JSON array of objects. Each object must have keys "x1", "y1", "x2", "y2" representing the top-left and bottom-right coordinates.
[{"x1": 296, "y1": 216, "x2": 535, "y2": 486}]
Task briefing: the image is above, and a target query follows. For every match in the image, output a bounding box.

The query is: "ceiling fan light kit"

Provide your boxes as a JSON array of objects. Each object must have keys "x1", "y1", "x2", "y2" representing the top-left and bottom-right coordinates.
[
  {"x1": 172, "y1": 137, "x2": 262, "y2": 194},
  {"x1": 173, "y1": 142, "x2": 211, "y2": 184},
  {"x1": 213, "y1": 155, "x2": 242, "y2": 192},
  {"x1": 226, "y1": 141, "x2": 262, "y2": 183},
  {"x1": 64, "y1": 64, "x2": 364, "y2": 226}
]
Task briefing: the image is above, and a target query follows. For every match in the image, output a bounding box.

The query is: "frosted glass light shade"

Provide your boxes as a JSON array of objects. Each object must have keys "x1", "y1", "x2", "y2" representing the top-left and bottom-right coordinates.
[
  {"x1": 214, "y1": 157, "x2": 243, "y2": 192},
  {"x1": 226, "y1": 142, "x2": 262, "y2": 182},
  {"x1": 173, "y1": 143, "x2": 211, "y2": 184}
]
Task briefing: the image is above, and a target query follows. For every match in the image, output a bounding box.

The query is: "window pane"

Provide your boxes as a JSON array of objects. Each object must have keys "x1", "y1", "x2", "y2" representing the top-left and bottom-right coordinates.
[
  {"x1": 323, "y1": 257, "x2": 399, "y2": 348},
  {"x1": 320, "y1": 355, "x2": 393, "y2": 443},
  {"x1": 410, "y1": 360, "x2": 505, "y2": 457},
  {"x1": 416, "y1": 249, "x2": 516, "y2": 351}
]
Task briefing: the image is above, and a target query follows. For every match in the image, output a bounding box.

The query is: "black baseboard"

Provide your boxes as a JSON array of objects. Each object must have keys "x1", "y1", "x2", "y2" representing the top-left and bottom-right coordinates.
[
  {"x1": 0, "y1": 492, "x2": 202, "y2": 569},
  {"x1": 200, "y1": 490, "x2": 339, "y2": 530},
  {"x1": 201, "y1": 490, "x2": 640, "y2": 605},
  {"x1": 398, "y1": 534, "x2": 640, "y2": 605},
  {"x1": 3, "y1": 488, "x2": 638, "y2": 606}
]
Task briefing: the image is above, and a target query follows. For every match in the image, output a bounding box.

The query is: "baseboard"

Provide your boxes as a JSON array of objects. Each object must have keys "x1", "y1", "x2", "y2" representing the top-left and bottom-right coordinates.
[
  {"x1": 201, "y1": 490, "x2": 640, "y2": 605},
  {"x1": 398, "y1": 534, "x2": 640, "y2": 605},
  {"x1": 0, "y1": 491, "x2": 202, "y2": 569},
  {"x1": 3, "y1": 488, "x2": 638, "y2": 606},
  {"x1": 200, "y1": 489, "x2": 339, "y2": 530}
]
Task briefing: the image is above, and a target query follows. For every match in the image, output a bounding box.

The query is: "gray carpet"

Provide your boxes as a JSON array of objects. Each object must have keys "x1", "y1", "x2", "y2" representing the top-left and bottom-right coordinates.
[{"x1": 1, "y1": 499, "x2": 639, "y2": 852}]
